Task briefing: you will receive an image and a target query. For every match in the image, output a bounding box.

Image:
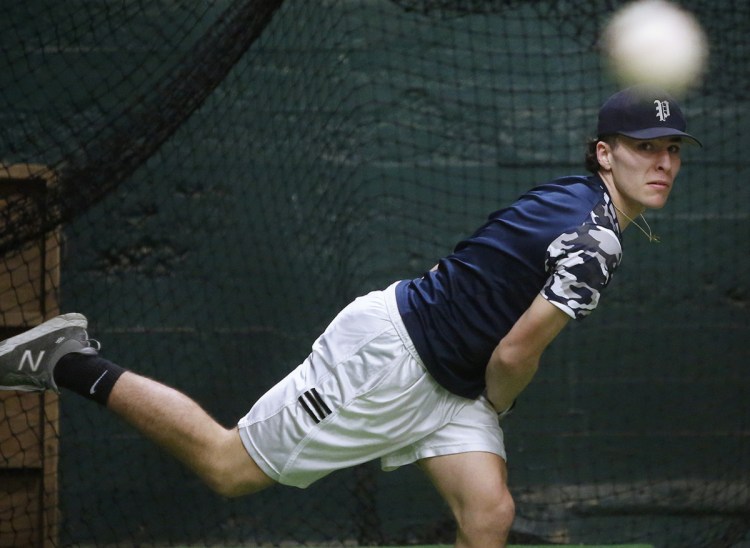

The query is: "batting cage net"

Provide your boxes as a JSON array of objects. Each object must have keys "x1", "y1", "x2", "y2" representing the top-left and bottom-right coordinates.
[{"x1": 0, "y1": 1, "x2": 748, "y2": 546}]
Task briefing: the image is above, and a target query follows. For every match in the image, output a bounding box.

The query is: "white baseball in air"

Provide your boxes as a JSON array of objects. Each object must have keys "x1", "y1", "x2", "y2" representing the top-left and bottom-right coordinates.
[{"x1": 602, "y1": 0, "x2": 709, "y2": 96}]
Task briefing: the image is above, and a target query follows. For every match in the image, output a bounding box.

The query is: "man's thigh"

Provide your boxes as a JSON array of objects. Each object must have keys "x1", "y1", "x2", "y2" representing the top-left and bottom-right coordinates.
[
  {"x1": 419, "y1": 450, "x2": 509, "y2": 506},
  {"x1": 381, "y1": 393, "x2": 506, "y2": 471},
  {"x1": 236, "y1": 285, "x2": 441, "y2": 488}
]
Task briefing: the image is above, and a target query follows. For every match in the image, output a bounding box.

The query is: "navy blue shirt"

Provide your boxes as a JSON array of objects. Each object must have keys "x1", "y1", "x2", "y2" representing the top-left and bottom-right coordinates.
[{"x1": 395, "y1": 175, "x2": 622, "y2": 399}]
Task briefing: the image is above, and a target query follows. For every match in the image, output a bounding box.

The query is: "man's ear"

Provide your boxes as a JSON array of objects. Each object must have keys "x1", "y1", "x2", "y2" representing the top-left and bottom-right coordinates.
[{"x1": 596, "y1": 140, "x2": 612, "y2": 171}]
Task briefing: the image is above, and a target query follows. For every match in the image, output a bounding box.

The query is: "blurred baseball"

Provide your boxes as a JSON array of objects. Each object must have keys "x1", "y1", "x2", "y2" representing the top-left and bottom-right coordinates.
[{"x1": 602, "y1": 0, "x2": 709, "y2": 96}]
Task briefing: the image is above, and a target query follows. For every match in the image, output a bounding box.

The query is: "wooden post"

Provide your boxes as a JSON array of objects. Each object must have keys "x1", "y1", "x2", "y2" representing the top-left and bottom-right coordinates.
[{"x1": 0, "y1": 164, "x2": 61, "y2": 548}]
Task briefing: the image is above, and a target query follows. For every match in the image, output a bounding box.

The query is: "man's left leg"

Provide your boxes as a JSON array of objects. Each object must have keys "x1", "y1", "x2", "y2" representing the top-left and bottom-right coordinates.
[{"x1": 419, "y1": 451, "x2": 514, "y2": 548}]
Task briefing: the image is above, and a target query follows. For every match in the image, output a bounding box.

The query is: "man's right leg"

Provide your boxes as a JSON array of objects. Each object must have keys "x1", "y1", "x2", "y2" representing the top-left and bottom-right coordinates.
[
  {"x1": 105, "y1": 371, "x2": 275, "y2": 497},
  {"x1": 0, "y1": 314, "x2": 275, "y2": 497}
]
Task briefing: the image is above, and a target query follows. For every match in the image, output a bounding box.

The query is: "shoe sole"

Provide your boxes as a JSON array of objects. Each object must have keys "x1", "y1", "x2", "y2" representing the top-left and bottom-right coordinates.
[
  {"x1": 0, "y1": 313, "x2": 88, "y2": 357},
  {"x1": 0, "y1": 313, "x2": 89, "y2": 391}
]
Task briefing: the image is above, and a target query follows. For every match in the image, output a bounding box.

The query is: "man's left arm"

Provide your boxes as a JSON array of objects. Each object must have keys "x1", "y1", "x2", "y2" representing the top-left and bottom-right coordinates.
[{"x1": 484, "y1": 294, "x2": 570, "y2": 413}]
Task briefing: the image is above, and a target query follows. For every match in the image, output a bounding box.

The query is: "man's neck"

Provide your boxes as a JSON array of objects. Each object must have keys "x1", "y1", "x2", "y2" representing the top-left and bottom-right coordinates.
[{"x1": 598, "y1": 171, "x2": 645, "y2": 230}]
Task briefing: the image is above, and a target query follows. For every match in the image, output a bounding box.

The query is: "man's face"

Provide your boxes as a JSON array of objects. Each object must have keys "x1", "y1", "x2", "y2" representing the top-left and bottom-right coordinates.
[{"x1": 599, "y1": 136, "x2": 683, "y2": 214}]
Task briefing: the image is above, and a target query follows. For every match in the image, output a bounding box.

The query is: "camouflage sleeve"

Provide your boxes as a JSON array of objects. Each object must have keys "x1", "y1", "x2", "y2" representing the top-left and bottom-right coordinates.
[{"x1": 541, "y1": 224, "x2": 622, "y2": 320}]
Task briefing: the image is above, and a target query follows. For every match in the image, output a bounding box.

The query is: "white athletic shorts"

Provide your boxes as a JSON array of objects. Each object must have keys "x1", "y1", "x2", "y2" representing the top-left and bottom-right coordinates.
[{"x1": 237, "y1": 282, "x2": 506, "y2": 488}]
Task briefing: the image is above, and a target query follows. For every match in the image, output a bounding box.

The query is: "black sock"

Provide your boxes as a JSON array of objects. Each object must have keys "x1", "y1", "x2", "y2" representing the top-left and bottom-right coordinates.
[{"x1": 54, "y1": 352, "x2": 126, "y2": 406}]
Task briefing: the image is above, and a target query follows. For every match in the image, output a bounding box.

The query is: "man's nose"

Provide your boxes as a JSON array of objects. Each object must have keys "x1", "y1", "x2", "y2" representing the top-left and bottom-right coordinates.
[{"x1": 656, "y1": 149, "x2": 673, "y2": 171}]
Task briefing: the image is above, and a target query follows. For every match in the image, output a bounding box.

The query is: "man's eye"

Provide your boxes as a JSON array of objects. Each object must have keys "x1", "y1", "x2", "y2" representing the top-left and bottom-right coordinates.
[
  {"x1": 637, "y1": 142, "x2": 654, "y2": 151},
  {"x1": 668, "y1": 145, "x2": 682, "y2": 154}
]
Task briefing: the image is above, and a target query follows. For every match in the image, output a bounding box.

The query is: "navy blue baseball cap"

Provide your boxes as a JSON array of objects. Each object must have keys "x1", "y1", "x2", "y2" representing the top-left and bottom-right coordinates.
[{"x1": 597, "y1": 85, "x2": 701, "y2": 147}]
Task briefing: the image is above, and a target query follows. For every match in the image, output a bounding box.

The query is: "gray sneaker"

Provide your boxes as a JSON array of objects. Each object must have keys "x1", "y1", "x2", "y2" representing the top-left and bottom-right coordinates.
[{"x1": 0, "y1": 313, "x2": 99, "y2": 392}]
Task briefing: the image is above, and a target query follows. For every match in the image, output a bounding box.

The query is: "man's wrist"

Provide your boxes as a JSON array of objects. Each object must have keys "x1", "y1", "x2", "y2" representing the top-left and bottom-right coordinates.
[
  {"x1": 482, "y1": 389, "x2": 516, "y2": 418},
  {"x1": 497, "y1": 398, "x2": 516, "y2": 419}
]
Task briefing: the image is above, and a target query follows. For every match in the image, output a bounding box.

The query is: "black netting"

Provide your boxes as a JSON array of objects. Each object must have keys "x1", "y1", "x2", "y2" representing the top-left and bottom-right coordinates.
[{"x1": 0, "y1": 1, "x2": 748, "y2": 546}]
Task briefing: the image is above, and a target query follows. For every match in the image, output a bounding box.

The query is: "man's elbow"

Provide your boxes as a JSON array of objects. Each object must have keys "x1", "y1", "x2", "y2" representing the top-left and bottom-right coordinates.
[{"x1": 489, "y1": 344, "x2": 540, "y2": 379}]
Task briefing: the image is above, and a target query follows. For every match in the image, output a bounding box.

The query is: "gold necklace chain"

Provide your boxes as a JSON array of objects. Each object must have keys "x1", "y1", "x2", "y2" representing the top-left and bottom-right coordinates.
[{"x1": 613, "y1": 205, "x2": 660, "y2": 243}]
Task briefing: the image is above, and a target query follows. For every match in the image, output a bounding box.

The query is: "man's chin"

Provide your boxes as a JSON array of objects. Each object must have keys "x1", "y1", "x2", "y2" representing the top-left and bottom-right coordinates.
[{"x1": 644, "y1": 196, "x2": 671, "y2": 211}]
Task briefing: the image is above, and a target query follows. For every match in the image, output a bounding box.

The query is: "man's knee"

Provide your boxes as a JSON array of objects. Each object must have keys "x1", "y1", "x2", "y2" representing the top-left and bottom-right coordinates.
[
  {"x1": 201, "y1": 460, "x2": 251, "y2": 498},
  {"x1": 198, "y1": 428, "x2": 275, "y2": 498},
  {"x1": 456, "y1": 487, "x2": 515, "y2": 543}
]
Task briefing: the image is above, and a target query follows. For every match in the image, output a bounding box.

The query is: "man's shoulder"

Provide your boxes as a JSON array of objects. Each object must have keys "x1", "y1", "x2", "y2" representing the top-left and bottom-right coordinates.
[
  {"x1": 504, "y1": 175, "x2": 608, "y2": 231},
  {"x1": 525, "y1": 175, "x2": 620, "y2": 237},
  {"x1": 526, "y1": 174, "x2": 604, "y2": 203}
]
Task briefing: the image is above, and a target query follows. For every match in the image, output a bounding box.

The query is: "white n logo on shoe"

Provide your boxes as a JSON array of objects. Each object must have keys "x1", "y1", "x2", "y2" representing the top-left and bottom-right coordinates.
[{"x1": 18, "y1": 350, "x2": 45, "y2": 372}]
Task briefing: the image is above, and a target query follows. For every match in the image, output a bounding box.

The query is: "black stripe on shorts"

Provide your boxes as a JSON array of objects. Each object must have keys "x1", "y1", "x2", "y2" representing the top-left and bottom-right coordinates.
[{"x1": 298, "y1": 388, "x2": 332, "y2": 423}]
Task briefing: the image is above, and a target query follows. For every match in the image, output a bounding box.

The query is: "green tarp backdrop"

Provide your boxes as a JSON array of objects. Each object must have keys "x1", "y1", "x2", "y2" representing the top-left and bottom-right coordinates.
[{"x1": 0, "y1": 1, "x2": 747, "y2": 546}]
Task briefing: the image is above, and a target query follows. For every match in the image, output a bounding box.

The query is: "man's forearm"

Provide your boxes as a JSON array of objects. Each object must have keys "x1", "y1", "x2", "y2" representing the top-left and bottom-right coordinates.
[
  {"x1": 484, "y1": 354, "x2": 539, "y2": 413},
  {"x1": 483, "y1": 294, "x2": 570, "y2": 413}
]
